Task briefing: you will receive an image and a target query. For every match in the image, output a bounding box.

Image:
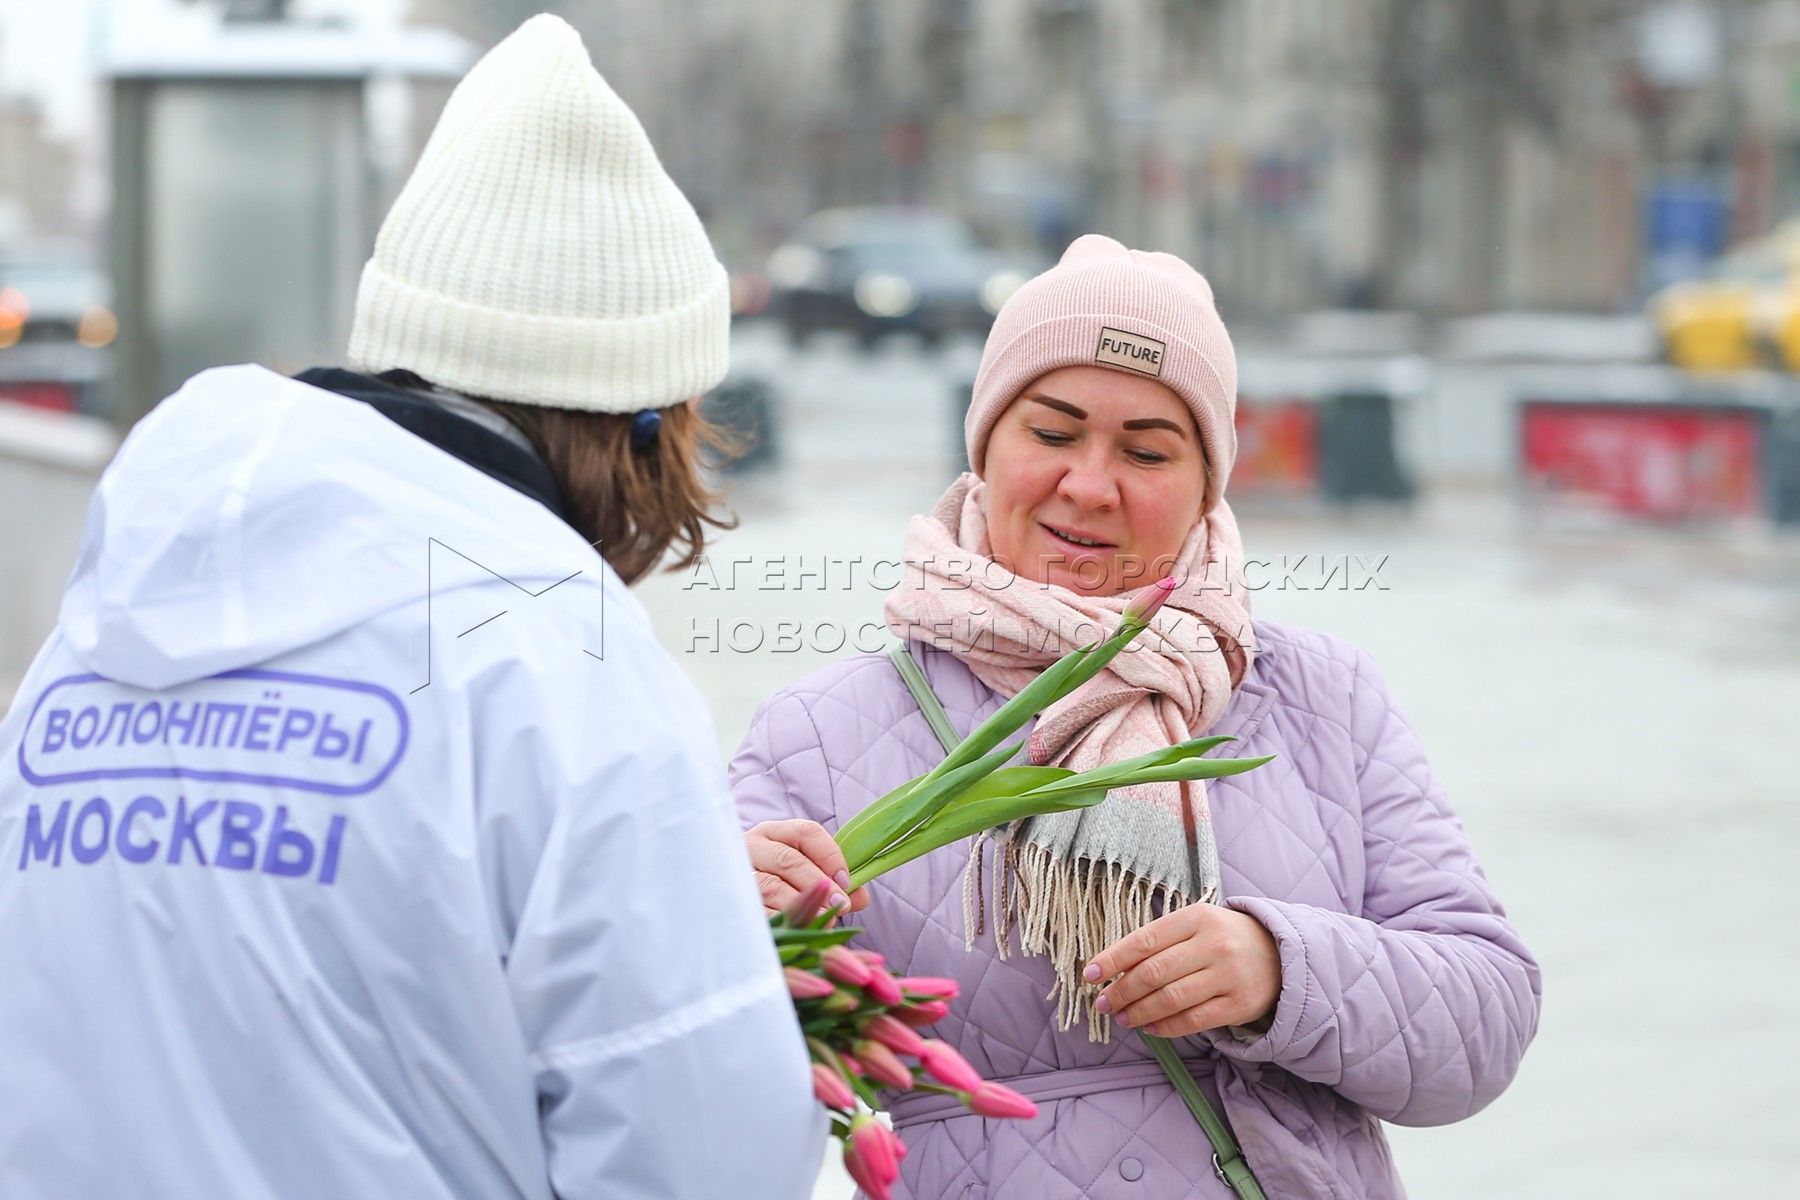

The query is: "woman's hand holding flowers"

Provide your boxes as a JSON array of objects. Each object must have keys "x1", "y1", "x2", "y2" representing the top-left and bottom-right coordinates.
[
  {"x1": 1086, "y1": 904, "x2": 1282, "y2": 1038},
  {"x1": 746, "y1": 819, "x2": 871, "y2": 916}
]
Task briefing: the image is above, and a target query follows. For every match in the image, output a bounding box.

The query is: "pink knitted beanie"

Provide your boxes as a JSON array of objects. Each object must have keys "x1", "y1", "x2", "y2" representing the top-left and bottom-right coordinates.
[{"x1": 966, "y1": 234, "x2": 1238, "y2": 515}]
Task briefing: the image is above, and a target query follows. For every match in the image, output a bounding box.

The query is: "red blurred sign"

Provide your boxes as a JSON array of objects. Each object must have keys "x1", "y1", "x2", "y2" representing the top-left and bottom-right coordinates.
[
  {"x1": 1520, "y1": 401, "x2": 1763, "y2": 520},
  {"x1": 1233, "y1": 397, "x2": 1318, "y2": 496},
  {"x1": 0, "y1": 380, "x2": 78, "y2": 413}
]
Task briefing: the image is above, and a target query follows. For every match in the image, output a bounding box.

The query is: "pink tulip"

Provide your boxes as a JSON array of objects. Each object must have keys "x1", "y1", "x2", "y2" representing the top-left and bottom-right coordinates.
[
  {"x1": 966, "y1": 1082, "x2": 1038, "y2": 1120},
  {"x1": 1122, "y1": 575, "x2": 1178, "y2": 625},
  {"x1": 842, "y1": 1138, "x2": 894, "y2": 1200},
  {"x1": 849, "y1": 1114, "x2": 902, "y2": 1189},
  {"x1": 897, "y1": 976, "x2": 960, "y2": 1001},
  {"x1": 864, "y1": 1013, "x2": 927, "y2": 1057},
  {"x1": 855, "y1": 948, "x2": 887, "y2": 969},
  {"x1": 782, "y1": 877, "x2": 834, "y2": 925},
  {"x1": 864, "y1": 969, "x2": 903, "y2": 1007},
  {"x1": 784, "y1": 967, "x2": 835, "y2": 1000},
  {"x1": 819, "y1": 989, "x2": 861, "y2": 1015},
  {"x1": 811, "y1": 1062, "x2": 855, "y2": 1109},
  {"x1": 821, "y1": 946, "x2": 874, "y2": 988},
  {"x1": 894, "y1": 999, "x2": 950, "y2": 1028},
  {"x1": 853, "y1": 1039, "x2": 915, "y2": 1090},
  {"x1": 839, "y1": 1052, "x2": 865, "y2": 1077},
  {"x1": 917, "y1": 1040, "x2": 985, "y2": 1092}
]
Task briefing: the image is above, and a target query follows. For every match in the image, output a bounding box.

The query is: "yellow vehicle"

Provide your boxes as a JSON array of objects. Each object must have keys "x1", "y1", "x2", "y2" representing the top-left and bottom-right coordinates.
[{"x1": 1649, "y1": 230, "x2": 1800, "y2": 371}]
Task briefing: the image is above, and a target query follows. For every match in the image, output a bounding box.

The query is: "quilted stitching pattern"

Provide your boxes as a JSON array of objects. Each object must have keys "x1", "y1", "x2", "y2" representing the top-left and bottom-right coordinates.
[{"x1": 730, "y1": 621, "x2": 1541, "y2": 1200}]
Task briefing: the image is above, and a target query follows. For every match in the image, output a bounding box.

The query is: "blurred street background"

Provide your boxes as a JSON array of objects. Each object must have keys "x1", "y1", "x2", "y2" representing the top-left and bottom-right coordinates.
[{"x1": 4, "y1": 1, "x2": 1800, "y2": 1196}]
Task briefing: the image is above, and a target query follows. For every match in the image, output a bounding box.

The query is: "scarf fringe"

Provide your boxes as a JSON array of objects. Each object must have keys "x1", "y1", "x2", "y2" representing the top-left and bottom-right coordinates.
[
  {"x1": 961, "y1": 831, "x2": 988, "y2": 943},
  {"x1": 963, "y1": 835, "x2": 1217, "y2": 1043}
]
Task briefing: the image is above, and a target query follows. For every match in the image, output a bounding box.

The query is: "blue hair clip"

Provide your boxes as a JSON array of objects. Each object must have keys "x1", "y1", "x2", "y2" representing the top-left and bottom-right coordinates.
[{"x1": 630, "y1": 408, "x2": 663, "y2": 450}]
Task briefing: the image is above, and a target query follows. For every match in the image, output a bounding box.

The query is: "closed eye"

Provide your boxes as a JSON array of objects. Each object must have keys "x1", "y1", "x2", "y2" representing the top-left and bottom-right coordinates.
[
  {"x1": 1128, "y1": 448, "x2": 1169, "y2": 464},
  {"x1": 1031, "y1": 427, "x2": 1075, "y2": 446}
]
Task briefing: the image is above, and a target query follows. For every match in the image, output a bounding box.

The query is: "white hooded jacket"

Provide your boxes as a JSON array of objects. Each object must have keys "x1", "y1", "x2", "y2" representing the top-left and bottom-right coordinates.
[{"x1": 0, "y1": 365, "x2": 822, "y2": 1199}]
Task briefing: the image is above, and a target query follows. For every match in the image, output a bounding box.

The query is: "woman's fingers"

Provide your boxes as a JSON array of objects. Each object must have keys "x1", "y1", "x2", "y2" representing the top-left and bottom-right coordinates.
[
  {"x1": 1142, "y1": 996, "x2": 1241, "y2": 1039},
  {"x1": 1090, "y1": 907, "x2": 1207, "y2": 1005},
  {"x1": 1099, "y1": 946, "x2": 1218, "y2": 1029},
  {"x1": 1089, "y1": 905, "x2": 1281, "y2": 1033},
  {"x1": 746, "y1": 833, "x2": 837, "y2": 912},
  {"x1": 1085, "y1": 908, "x2": 1189, "y2": 986},
  {"x1": 772, "y1": 819, "x2": 851, "y2": 882},
  {"x1": 774, "y1": 820, "x2": 870, "y2": 911},
  {"x1": 744, "y1": 820, "x2": 869, "y2": 915},
  {"x1": 1113, "y1": 972, "x2": 1224, "y2": 1031}
]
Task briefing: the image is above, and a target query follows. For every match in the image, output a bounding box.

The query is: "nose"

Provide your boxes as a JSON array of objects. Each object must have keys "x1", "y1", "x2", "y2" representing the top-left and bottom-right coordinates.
[{"x1": 1055, "y1": 446, "x2": 1121, "y2": 512}]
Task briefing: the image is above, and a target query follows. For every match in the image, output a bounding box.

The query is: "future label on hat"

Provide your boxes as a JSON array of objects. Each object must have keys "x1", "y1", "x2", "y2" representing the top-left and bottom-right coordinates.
[{"x1": 1094, "y1": 327, "x2": 1167, "y2": 377}]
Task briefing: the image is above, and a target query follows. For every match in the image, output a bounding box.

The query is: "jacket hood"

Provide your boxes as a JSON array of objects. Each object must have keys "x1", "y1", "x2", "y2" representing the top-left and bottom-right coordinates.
[{"x1": 61, "y1": 364, "x2": 602, "y2": 690}]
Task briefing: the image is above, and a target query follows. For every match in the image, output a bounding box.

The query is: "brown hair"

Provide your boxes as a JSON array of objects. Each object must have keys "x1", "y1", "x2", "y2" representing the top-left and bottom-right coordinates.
[{"x1": 485, "y1": 398, "x2": 739, "y2": 586}]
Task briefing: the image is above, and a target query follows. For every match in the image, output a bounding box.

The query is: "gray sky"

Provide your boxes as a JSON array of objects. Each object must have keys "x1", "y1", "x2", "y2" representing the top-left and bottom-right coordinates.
[{"x1": 0, "y1": 0, "x2": 106, "y2": 138}]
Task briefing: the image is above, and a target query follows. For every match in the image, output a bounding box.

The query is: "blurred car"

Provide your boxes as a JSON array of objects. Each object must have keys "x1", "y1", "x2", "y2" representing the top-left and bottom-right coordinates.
[
  {"x1": 0, "y1": 256, "x2": 116, "y2": 413},
  {"x1": 766, "y1": 207, "x2": 1037, "y2": 349},
  {"x1": 1647, "y1": 228, "x2": 1800, "y2": 372}
]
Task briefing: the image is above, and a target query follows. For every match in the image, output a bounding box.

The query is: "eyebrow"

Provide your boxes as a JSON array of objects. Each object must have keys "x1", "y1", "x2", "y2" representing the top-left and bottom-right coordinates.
[
  {"x1": 1022, "y1": 394, "x2": 1191, "y2": 438},
  {"x1": 1024, "y1": 395, "x2": 1086, "y2": 420},
  {"x1": 1123, "y1": 417, "x2": 1188, "y2": 435}
]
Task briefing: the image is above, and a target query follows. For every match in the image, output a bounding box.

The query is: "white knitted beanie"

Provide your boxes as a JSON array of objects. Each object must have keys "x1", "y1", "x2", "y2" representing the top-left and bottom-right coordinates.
[{"x1": 346, "y1": 14, "x2": 729, "y2": 413}]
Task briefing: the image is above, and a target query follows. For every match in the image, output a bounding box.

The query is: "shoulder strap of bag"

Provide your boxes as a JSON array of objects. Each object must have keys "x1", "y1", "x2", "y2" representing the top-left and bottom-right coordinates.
[
  {"x1": 888, "y1": 642, "x2": 961, "y2": 755},
  {"x1": 887, "y1": 642, "x2": 1267, "y2": 1200},
  {"x1": 1143, "y1": 1034, "x2": 1268, "y2": 1200}
]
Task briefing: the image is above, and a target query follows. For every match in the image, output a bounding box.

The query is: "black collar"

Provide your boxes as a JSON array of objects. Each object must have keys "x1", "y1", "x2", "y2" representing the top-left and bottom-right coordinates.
[{"x1": 294, "y1": 367, "x2": 573, "y2": 527}]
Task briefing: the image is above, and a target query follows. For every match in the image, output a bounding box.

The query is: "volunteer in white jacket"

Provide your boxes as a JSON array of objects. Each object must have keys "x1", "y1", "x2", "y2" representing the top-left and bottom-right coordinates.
[{"x1": 0, "y1": 16, "x2": 821, "y2": 1200}]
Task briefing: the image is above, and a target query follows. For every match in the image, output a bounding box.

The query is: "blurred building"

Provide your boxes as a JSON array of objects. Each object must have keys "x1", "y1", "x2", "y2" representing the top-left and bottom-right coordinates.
[
  {"x1": 101, "y1": 15, "x2": 474, "y2": 424},
  {"x1": 730, "y1": 0, "x2": 1657, "y2": 320},
  {"x1": 418, "y1": 1, "x2": 1800, "y2": 320},
  {"x1": 0, "y1": 72, "x2": 80, "y2": 248}
]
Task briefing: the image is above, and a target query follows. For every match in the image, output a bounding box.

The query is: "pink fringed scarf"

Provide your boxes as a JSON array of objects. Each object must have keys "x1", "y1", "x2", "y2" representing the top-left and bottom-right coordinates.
[{"x1": 884, "y1": 474, "x2": 1255, "y2": 1039}]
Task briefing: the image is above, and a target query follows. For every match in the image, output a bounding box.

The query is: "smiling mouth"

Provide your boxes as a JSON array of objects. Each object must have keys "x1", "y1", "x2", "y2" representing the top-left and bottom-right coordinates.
[{"x1": 1042, "y1": 524, "x2": 1116, "y2": 550}]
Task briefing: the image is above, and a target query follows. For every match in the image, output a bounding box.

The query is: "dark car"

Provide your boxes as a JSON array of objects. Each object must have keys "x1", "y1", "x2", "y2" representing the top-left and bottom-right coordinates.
[{"x1": 766, "y1": 207, "x2": 1035, "y2": 350}]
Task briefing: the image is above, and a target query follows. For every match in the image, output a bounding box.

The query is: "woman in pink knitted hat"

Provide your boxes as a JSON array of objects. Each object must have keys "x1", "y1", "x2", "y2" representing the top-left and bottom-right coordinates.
[{"x1": 734, "y1": 235, "x2": 1539, "y2": 1199}]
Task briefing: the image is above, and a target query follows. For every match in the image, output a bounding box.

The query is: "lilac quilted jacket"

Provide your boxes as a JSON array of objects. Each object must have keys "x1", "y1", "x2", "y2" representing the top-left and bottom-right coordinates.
[{"x1": 731, "y1": 620, "x2": 1540, "y2": 1200}]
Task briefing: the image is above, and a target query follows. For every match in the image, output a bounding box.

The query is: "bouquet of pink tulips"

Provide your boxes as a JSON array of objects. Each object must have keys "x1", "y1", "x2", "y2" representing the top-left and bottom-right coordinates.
[
  {"x1": 775, "y1": 578, "x2": 1272, "y2": 1198},
  {"x1": 773, "y1": 878, "x2": 1036, "y2": 1199}
]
